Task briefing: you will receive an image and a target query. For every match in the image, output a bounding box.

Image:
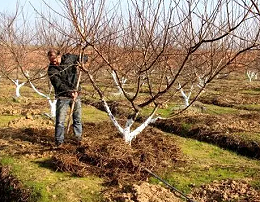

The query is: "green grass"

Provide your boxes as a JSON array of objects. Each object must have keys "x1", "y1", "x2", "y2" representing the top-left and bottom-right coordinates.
[
  {"x1": 140, "y1": 103, "x2": 182, "y2": 118},
  {"x1": 1, "y1": 107, "x2": 260, "y2": 200},
  {"x1": 202, "y1": 103, "x2": 240, "y2": 115},
  {"x1": 1, "y1": 78, "x2": 260, "y2": 200},
  {"x1": 179, "y1": 122, "x2": 193, "y2": 136},
  {"x1": 0, "y1": 103, "x2": 109, "y2": 201},
  {"x1": 82, "y1": 105, "x2": 109, "y2": 122},
  {"x1": 0, "y1": 115, "x2": 21, "y2": 127},
  {"x1": 0, "y1": 156, "x2": 104, "y2": 202},
  {"x1": 140, "y1": 101, "x2": 241, "y2": 117},
  {"x1": 154, "y1": 135, "x2": 260, "y2": 194},
  {"x1": 241, "y1": 89, "x2": 260, "y2": 95},
  {"x1": 237, "y1": 104, "x2": 260, "y2": 111},
  {"x1": 232, "y1": 132, "x2": 260, "y2": 143}
]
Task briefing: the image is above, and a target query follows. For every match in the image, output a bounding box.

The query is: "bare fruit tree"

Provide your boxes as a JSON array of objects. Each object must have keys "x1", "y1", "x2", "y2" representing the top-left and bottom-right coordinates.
[
  {"x1": 0, "y1": 5, "x2": 47, "y2": 98},
  {"x1": 43, "y1": 0, "x2": 260, "y2": 144},
  {"x1": 0, "y1": 3, "x2": 60, "y2": 119}
]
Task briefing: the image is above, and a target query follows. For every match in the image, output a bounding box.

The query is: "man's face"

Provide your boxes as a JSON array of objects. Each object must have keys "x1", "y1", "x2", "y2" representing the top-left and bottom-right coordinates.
[{"x1": 48, "y1": 53, "x2": 61, "y2": 66}]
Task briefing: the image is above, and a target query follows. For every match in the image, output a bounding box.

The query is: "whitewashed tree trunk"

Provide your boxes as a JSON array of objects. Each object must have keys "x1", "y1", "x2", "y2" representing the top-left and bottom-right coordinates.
[
  {"x1": 246, "y1": 70, "x2": 257, "y2": 82},
  {"x1": 102, "y1": 98, "x2": 161, "y2": 144},
  {"x1": 29, "y1": 81, "x2": 56, "y2": 118},
  {"x1": 45, "y1": 0, "x2": 260, "y2": 146},
  {"x1": 47, "y1": 99, "x2": 57, "y2": 118},
  {"x1": 111, "y1": 70, "x2": 127, "y2": 95},
  {"x1": 12, "y1": 79, "x2": 26, "y2": 97},
  {"x1": 178, "y1": 83, "x2": 193, "y2": 107},
  {"x1": 197, "y1": 76, "x2": 208, "y2": 89},
  {"x1": 88, "y1": 70, "x2": 162, "y2": 144}
]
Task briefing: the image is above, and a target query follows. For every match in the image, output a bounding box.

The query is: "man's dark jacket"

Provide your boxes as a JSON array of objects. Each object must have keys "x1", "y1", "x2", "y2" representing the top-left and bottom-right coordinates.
[{"x1": 48, "y1": 53, "x2": 87, "y2": 98}]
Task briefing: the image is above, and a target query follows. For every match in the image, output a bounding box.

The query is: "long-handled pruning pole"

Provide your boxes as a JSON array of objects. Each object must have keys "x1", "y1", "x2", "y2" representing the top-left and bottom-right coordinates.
[
  {"x1": 65, "y1": 48, "x2": 85, "y2": 136},
  {"x1": 144, "y1": 168, "x2": 197, "y2": 202},
  {"x1": 65, "y1": 70, "x2": 82, "y2": 136}
]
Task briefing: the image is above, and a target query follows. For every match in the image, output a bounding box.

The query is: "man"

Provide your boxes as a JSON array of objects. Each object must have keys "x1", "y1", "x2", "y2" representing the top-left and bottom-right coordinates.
[{"x1": 47, "y1": 49, "x2": 87, "y2": 147}]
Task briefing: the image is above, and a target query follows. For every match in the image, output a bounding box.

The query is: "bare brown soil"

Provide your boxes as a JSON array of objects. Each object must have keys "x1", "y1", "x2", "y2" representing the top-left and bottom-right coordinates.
[
  {"x1": 0, "y1": 117, "x2": 184, "y2": 201},
  {"x1": 191, "y1": 179, "x2": 260, "y2": 202},
  {"x1": 35, "y1": 121, "x2": 184, "y2": 201},
  {"x1": 1, "y1": 80, "x2": 260, "y2": 202},
  {"x1": 84, "y1": 98, "x2": 260, "y2": 160},
  {"x1": 1, "y1": 116, "x2": 260, "y2": 201},
  {"x1": 103, "y1": 181, "x2": 183, "y2": 202}
]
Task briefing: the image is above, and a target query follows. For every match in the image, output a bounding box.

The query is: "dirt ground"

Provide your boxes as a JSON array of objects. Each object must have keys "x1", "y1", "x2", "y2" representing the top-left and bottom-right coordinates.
[
  {"x1": 0, "y1": 117, "x2": 185, "y2": 201},
  {"x1": 1, "y1": 114, "x2": 260, "y2": 201},
  {"x1": 85, "y1": 97, "x2": 260, "y2": 160},
  {"x1": 0, "y1": 166, "x2": 31, "y2": 202},
  {"x1": 153, "y1": 110, "x2": 260, "y2": 159}
]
